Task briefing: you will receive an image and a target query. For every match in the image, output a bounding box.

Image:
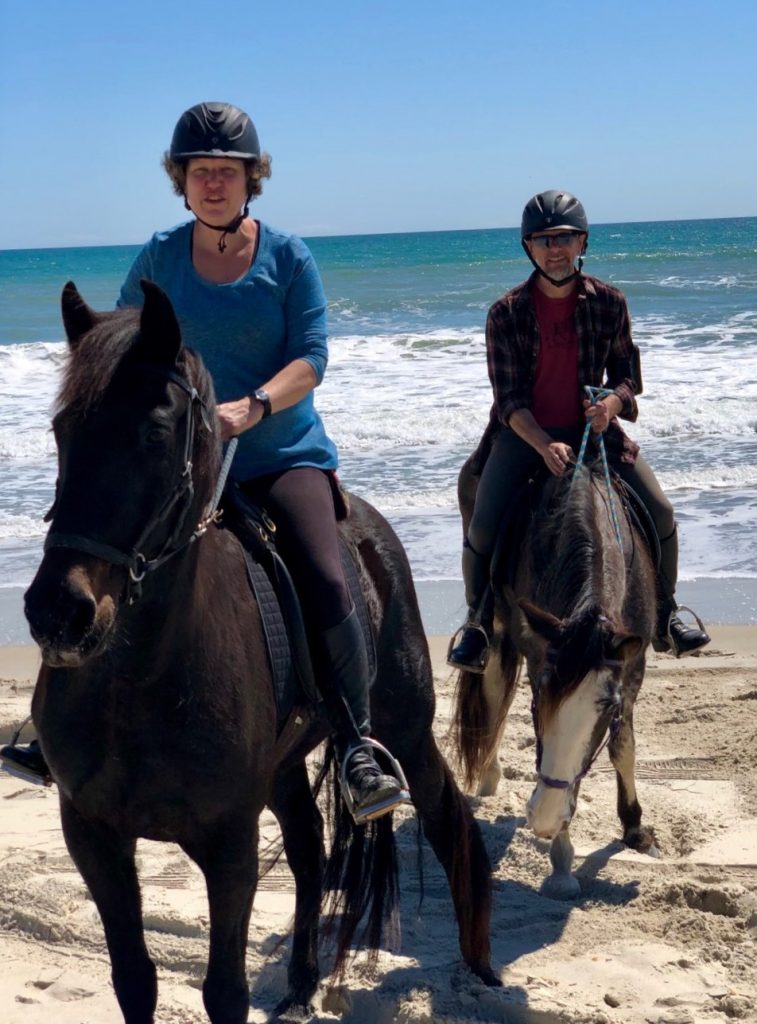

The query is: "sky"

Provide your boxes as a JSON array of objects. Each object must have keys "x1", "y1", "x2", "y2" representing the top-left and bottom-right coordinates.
[{"x1": 1, "y1": 0, "x2": 756, "y2": 250}]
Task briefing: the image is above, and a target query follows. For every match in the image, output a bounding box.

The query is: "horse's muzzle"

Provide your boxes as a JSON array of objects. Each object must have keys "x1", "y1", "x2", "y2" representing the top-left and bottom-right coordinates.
[
  {"x1": 526, "y1": 783, "x2": 575, "y2": 840},
  {"x1": 24, "y1": 555, "x2": 116, "y2": 665}
]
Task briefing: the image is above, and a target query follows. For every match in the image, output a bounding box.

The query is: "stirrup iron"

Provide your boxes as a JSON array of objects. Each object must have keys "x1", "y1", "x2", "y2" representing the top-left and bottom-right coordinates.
[
  {"x1": 446, "y1": 622, "x2": 490, "y2": 673},
  {"x1": 339, "y1": 738, "x2": 412, "y2": 825}
]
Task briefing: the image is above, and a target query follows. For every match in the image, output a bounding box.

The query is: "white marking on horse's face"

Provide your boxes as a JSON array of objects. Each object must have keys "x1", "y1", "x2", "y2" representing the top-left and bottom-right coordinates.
[{"x1": 527, "y1": 668, "x2": 612, "y2": 840}]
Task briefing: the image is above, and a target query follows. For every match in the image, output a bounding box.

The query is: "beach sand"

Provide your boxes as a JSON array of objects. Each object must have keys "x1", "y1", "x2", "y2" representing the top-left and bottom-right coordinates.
[{"x1": 1, "y1": 629, "x2": 755, "y2": 1023}]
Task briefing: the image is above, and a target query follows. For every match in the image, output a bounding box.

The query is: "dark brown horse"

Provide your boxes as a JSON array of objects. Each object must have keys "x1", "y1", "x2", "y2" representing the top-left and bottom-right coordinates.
[
  {"x1": 453, "y1": 455, "x2": 659, "y2": 899},
  {"x1": 24, "y1": 281, "x2": 498, "y2": 1024}
]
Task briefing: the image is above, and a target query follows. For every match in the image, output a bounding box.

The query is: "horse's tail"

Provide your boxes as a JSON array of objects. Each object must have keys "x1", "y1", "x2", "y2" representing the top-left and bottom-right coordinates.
[
  {"x1": 319, "y1": 744, "x2": 400, "y2": 978},
  {"x1": 429, "y1": 752, "x2": 497, "y2": 982},
  {"x1": 452, "y1": 634, "x2": 521, "y2": 792}
]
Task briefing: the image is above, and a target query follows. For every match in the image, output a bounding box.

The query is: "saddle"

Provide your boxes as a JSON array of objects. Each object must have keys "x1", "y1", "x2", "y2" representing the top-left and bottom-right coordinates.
[{"x1": 219, "y1": 481, "x2": 376, "y2": 731}]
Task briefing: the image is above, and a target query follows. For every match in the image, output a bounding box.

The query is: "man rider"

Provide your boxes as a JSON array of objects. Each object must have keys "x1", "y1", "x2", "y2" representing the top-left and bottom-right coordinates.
[{"x1": 447, "y1": 189, "x2": 710, "y2": 672}]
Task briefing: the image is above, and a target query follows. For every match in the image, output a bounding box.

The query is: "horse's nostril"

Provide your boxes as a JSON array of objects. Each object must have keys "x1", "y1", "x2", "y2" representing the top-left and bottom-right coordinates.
[
  {"x1": 66, "y1": 591, "x2": 97, "y2": 641},
  {"x1": 26, "y1": 572, "x2": 98, "y2": 648}
]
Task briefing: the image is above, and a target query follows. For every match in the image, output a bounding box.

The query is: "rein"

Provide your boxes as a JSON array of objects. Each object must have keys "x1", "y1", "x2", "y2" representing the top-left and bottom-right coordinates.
[
  {"x1": 531, "y1": 650, "x2": 624, "y2": 790},
  {"x1": 44, "y1": 366, "x2": 235, "y2": 604},
  {"x1": 572, "y1": 385, "x2": 624, "y2": 553}
]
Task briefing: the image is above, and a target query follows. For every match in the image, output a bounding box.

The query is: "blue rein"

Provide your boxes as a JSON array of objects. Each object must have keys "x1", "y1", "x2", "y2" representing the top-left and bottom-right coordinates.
[{"x1": 572, "y1": 385, "x2": 625, "y2": 554}]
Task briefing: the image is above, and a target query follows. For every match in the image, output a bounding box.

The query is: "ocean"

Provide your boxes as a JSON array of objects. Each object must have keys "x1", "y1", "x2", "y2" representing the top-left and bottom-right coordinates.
[{"x1": 2, "y1": 218, "x2": 757, "y2": 642}]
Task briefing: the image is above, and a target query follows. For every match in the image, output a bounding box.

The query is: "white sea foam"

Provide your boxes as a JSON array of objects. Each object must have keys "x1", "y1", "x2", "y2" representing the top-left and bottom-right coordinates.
[
  {"x1": 2, "y1": 313, "x2": 757, "y2": 586},
  {"x1": 0, "y1": 512, "x2": 45, "y2": 539}
]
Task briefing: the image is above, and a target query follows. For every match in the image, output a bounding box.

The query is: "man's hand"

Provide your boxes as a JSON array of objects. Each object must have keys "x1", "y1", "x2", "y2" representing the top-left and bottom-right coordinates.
[
  {"x1": 583, "y1": 393, "x2": 622, "y2": 434},
  {"x1": 541, "y1": 441, "x2": 574, "y2": 477}
]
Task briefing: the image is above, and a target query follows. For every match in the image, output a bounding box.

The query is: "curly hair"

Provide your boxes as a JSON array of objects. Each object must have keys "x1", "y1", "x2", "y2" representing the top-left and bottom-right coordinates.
[{"x1": 161, "y1": 152, "x2": 273, "y2": 200}]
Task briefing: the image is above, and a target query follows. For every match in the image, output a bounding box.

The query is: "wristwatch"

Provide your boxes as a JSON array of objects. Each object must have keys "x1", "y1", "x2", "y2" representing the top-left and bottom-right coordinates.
[{"x1": 253, "y1": 388, "x2": 272, "y2": 419}]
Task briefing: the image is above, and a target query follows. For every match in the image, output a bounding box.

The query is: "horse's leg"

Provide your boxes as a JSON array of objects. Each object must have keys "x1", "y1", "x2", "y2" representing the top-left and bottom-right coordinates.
[
  {"x1": 543, "y1": 826, "x2": 581, "y2": 900},
  {"x1": 268, "y1": 760, "x2": 324, "y2": 1020},
  {"x1": 609, "y1": 701, "x2": 660, "y2": 856},
  {"x1": 403, "y1": 732, "x2": 500, "y2": 987},
  {"x1": 59, "y1": 796, "x2": 157, "y2": 1023},
  {"x1": 477, "y1": 631, "x2": 520, "y2": 796},
  {"x1": 185, "y1": 820, "x2": 260, "y2": 1024}
]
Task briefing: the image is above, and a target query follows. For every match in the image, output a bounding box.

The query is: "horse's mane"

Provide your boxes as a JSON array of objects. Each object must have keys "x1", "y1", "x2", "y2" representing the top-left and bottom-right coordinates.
[{"x1": 530, "y1": 465, "x2": 600, "y2": 620}]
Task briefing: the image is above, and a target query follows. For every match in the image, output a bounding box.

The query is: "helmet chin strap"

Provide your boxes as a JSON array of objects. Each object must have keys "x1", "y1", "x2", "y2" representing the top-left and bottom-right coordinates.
[{"x1": 185, "y1": 197, "x2": 251, "y2": 253}]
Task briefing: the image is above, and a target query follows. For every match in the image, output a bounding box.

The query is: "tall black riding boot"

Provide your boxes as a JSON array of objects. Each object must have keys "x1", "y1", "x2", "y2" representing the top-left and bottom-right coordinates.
[
  {"x1": 653, "y1": 525, "x2": 710, "y2": 657},
  {"x1": 320, "y1": 606, "x2": 411, "y2": 824},
  {"x1": 447, "y1": 540, "x2": 493, "y2": 672}
]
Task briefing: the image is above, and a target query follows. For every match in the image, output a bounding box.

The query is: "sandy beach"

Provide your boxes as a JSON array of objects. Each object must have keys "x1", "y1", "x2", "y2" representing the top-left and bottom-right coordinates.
[{"x1": 1, "y1": 629, "x2": 755, "y2": 1024}]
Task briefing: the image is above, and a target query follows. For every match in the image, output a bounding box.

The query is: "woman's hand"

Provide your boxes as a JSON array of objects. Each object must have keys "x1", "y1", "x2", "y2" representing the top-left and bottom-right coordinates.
[
  {"x1": 217, "y1": 396, "x2": 264, "y2": 441},
  {"x1": 583, "y1": 393, "x2": 622, "y2": 434}
]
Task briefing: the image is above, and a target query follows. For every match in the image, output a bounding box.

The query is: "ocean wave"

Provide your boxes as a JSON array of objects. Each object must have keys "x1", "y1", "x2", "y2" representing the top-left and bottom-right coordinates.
[
  {"x1": 0, "y1": 512, "x2": 46, "y2": 540},
  {"x1": 658, "y1": 466, "x2": 757, "y2": 492}
]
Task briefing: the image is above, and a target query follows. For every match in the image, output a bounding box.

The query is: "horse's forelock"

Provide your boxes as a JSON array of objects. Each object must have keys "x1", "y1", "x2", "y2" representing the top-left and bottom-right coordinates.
[
  {"x1": 56, "y1": 311, "x2": 215, "y2": 417},
  {"x1": 539, "y1": 606, "x2": 609, "y2": 722},
  {"x1": 55, "y1": 313, "x2": 219, "y2": 483},
  {"x1": 57, "y1": 307, "x2": 142, "y2": 417}
]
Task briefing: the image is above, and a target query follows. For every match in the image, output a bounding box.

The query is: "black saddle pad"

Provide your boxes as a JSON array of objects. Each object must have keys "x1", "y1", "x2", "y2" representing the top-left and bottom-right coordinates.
[{"x1": 219, "y1": 483, "x2": 375, "y2": 727}]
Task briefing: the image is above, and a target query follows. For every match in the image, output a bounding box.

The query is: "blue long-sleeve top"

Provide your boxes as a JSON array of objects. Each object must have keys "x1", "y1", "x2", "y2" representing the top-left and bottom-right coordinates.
[{"x1": 117, "y1": 219, "x2": 338, "y2": 481}]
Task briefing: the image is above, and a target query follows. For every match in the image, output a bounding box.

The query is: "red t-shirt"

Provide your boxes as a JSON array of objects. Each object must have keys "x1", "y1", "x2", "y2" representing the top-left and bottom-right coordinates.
[{"x1": 531, "y1": 284, "x2": 581, "y2": 429}]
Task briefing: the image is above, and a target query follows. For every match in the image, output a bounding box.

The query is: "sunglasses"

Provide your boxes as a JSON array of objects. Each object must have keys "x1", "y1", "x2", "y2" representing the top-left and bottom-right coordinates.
[{"x1": 529, "y1": 232, "x2": 583, "y2": 249}]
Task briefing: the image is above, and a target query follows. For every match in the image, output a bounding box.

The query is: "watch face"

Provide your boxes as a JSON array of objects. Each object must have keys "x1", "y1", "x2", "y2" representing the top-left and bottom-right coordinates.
[{"x1": 255, "y1": 389, "x2": 271, "y2": 415}]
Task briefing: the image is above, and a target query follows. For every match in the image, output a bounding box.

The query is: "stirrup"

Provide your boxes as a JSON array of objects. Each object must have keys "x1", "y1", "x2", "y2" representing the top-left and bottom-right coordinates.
[
  {"x1": 339, "y1": 738, "x2": 412, "y2": 826},
  {"x1": 446, "y1": 622, "x2": 490, "y2": 673},
  {"x1": 0, "y1": 755, "x2": 53, "y2": 787},
  {"x1": 652, "y1": 605, "x2": 709, "y2": 657},
  {"x1": 0, "y1": 717, "x2": 53, "y2": 787}
]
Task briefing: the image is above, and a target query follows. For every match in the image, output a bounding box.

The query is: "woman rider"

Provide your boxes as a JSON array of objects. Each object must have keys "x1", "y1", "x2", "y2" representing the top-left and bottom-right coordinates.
[{"x1": 3, "y1": 102, "x2": 410, "y2": 824}]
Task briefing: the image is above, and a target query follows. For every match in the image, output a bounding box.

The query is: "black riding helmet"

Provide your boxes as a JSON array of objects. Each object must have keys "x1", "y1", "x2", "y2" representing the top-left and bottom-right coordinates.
[
  {"x1": 170, "y1": 102, "x2": 261, "y2": 162},
  {"x1": 170, "y1": 102, "x2": 261, "y2": 252},
  {"x1": 521, "y1": 190, "x2": 588, "y2": 287}
]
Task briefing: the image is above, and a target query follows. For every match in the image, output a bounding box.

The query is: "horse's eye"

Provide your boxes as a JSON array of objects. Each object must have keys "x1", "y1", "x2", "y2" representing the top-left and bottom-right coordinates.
[{"x1": 144, "y1": 427, "x2": 168, "y2": 446}]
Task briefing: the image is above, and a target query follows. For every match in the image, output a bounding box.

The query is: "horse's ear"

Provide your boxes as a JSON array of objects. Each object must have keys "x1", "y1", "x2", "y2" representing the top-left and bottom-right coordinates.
[
  {"x1": 137, "y1": 279, "x2": 182, "y2": 366},
  {"x1": 518, "y1": 599, "x2": 563, "y2": 645},
  {"x1": 61, "y1": 281, "x2": 98, "y2": 349}
]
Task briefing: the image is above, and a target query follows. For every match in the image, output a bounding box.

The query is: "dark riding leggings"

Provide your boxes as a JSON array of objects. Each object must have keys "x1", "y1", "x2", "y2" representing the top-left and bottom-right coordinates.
[
  {"x1": 240, "y1": 467, "x2": 352, "y2": 632},
  {"x1": 467, "y1": 427, "x2": 678, "y2": 605}
]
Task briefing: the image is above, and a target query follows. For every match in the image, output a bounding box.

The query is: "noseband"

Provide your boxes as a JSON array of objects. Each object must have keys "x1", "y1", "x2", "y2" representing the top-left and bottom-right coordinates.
[
  {"x1": 531, "y1": 650, "x2": 624, "y2": 791},
  {"x1": 44, "y1": 366, "x2": 216, "y2": 603}
]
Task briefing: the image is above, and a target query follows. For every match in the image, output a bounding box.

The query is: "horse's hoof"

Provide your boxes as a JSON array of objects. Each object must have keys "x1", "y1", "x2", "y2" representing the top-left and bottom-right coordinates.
[
  {"x1": 271, "y1": 997, "x2": 315, "y2": 1023},
  {"x1": 625, "y1": 827, "x2": 661, "y2": 858},
  {"x1": 476, "y1": 765, "x2": 501, "y2": 797},
  {"x1": 469, "y1": 962, "x2": 502, "y2": 987},
  {"x1": 541, "y1": 872, "x2": 581, "y2": 900}
]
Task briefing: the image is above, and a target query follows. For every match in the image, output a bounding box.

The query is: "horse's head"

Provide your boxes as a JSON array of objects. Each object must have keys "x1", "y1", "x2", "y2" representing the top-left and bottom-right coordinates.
[
  {"x1": 25, "y1": 280, "x2": 219, "y2": 667},
  {"x1": 519, "y1": 599, "x2": 642, "y2": 840}
]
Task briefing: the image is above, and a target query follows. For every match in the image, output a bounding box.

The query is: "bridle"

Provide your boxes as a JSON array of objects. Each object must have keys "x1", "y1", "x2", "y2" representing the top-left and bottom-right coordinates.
[
  {"x1": 531, "y1": 647, "x2": 624, "y2": 791},
  {"x1": 44, "y1": 366, "x2": 219, "y2": 604}
]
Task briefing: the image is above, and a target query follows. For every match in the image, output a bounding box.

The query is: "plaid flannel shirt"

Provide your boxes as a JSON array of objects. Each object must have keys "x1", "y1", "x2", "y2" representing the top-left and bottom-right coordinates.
[{"x1": 486, "y1": 272, "x2": 642, "y2": 464}]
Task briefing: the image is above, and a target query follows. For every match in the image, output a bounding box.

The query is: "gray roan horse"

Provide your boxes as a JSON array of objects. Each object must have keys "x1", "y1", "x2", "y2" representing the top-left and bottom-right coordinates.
[
  {"x1": 453, "y1": 453, "x2": 659, "y2": 898},
  {"x1": 24, "y1": 281, "x2": 498, "y2": 1024}
]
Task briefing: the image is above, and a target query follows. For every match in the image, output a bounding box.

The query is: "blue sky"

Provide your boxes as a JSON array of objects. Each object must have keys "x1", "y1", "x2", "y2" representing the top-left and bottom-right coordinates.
[{"x1": 2, "y1": 0, "x2": 755, "y2": 249}]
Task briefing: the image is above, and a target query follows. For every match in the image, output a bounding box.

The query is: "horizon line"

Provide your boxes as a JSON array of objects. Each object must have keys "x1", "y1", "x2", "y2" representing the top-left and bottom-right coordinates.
[{"x1": 2, "y1": 212, "x2": 756, "y2": 255}]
